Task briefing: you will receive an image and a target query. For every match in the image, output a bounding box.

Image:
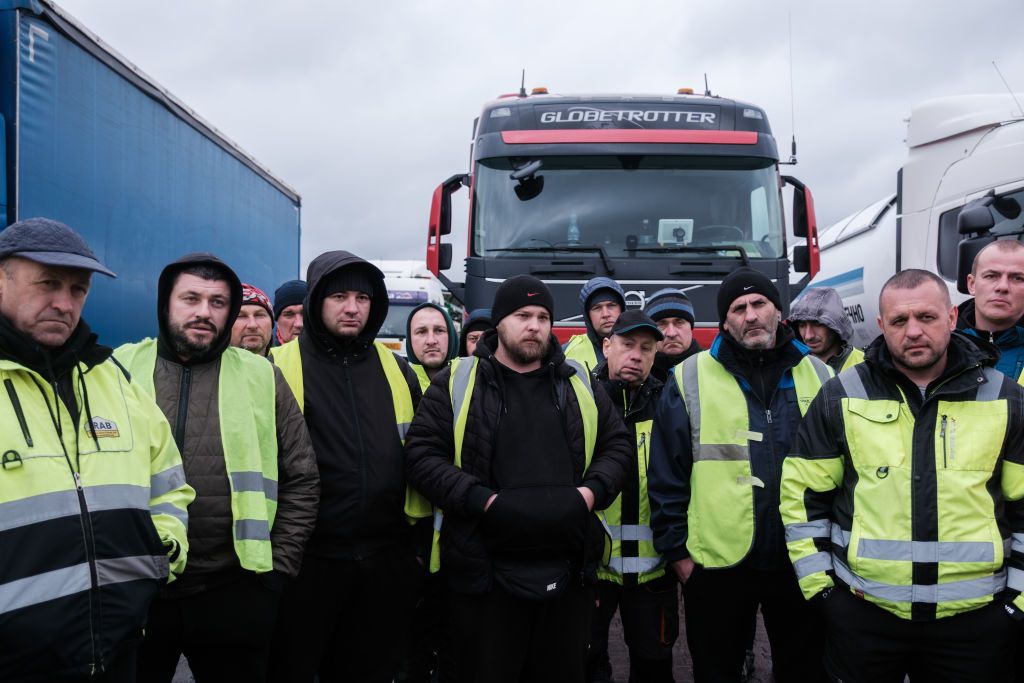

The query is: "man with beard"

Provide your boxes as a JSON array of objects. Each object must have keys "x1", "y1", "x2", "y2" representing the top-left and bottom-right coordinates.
[
  {"x1": 564, "y1": 276, "x2": 626, "y2": 373},
  {"x1": 957, "y1": 240, "x2": 1024, "y2": 381},
  {"x1": 406, "y1": 302, "x2": 458, "y2": 391},
  {"x1": 649, "y1": 267, "x2": 831, "y2": 682},
  {"x1": 269, "y1": 251, "x2": 428, "y2": 682},
  {"x1": 0, "y1": 218, "x2": 193, "y2": 683},
  {"x1": 116, "y1": 254, "x2": 319, "y2": 682},
  {"x1": 405, "y1": 274, "x2": 633, "y2": 682},
  {"x1": 231, "y1": 283, "x2": 275, "y2": 356},
  {"x1": 586, "y1": 311, "x2": 679, "y2": 683},
  {"x1": 788, "y1": 287, "x2": 864, "y2": 373},
  {"x1": 781, "y1": 269, "x2": 1024, "y2": 681},
  {"x1": 643, "y1": 288, "x2": 702, "y2": 383}
]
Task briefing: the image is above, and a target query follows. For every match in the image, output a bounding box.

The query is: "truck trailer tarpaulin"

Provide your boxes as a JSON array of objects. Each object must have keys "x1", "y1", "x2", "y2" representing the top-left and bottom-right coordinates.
[{"x1": 0, "y1": 0, "x2": 301, "y2": 345}]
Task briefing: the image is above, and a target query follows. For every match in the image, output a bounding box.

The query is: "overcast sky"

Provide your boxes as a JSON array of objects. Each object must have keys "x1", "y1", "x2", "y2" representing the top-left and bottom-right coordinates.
[{"x1": 57, "y1": 0, "x2": 1024, "y2": 280}]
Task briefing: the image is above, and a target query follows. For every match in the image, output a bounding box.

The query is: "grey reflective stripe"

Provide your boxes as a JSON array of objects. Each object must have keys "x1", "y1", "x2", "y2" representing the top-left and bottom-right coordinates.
[
  {"x1": 607, "y1": 556, "x2": 663, "y2": 574},
  {"x1": 151, "y1": 465, "x2": 186, "y2": 499},
  {"x1": 0, "y1": 489, "x2": 80, "y2": 533},
  {"x1": 1013, "y1": 533, "x2": 1024, "y2": 554},
  {"x1": 397, "y1": 422, "x2": 411, "y2": 441},
  {"x1": 833, "y1": 555, "x2": 1006, "y2": 603},
  {"x1": 564, "y1": 360, "x2": 594, "y2": 399},
  {"x1": 606, "y1": 524, "x2": 654, "y2": 542},
  {"x1": 857, "y1": 538, "x2": 995, "y2": 564},
  {"x1": 230, "y1": 471, "x2": 278, "y2": 502},
  {"x1": 84, "y1": 484, "x2": 150, "y2": 512},
  {"x1": 150, "y1": 502, "x2": 188, "y2": 527},
  {"x1": 807, "y1": 356, "x2": 832, "y2": 386},
  {"x1": 95, "y1": 554, "x2": 169, "y2": 586},
  {"x1": 433, "y1": 509, "x2": 443, "y2": 532},
  {"x1": 976, "y1": 368, "x2": 1003, "y2": 402},
  {"x1": 831, "y1": 525, "x2": 851, "y2": 550},
  {"x1": 785, "y1": 519, "x2": 831, "y2": 543},
  {"x1": 793, "y1": 551, "x2": 833, "y2": 579},
  {"x1": 680, "y1": 358, "x2": 702, "y2": 457},
  {"x1": 0, "y1": 563, "x2": 91, "y2": 616},
  {"x1": 837, "y1": 366, "x2": 868, "y2": 400},
  {"x1": 697, "y1": 444, "x2": 748, "y2": 462},
  {"x1": 236, "y1": 519, "x2": 271, "y2": 541},
  {"x1": 1009, "y1": 567, "x2": 1024, "y2": 591},
  {"x1": 450, "y1": 358, "x2": 476, "y2": 417}
]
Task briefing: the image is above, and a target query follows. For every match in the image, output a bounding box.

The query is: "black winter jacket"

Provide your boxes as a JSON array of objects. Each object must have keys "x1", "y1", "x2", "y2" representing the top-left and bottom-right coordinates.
[{"x1": 405, "y1": 330, "x2": 633, "y2": 594}]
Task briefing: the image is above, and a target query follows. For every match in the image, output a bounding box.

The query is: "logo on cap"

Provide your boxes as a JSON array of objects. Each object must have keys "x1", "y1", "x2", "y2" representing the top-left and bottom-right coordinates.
[{"x1": 527, "y1": 292, "x2": 540, "y2": 297}]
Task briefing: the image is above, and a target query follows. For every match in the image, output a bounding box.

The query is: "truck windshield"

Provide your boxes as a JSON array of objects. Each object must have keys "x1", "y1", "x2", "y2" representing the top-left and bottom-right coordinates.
[
  {"x1": 380, "y1": 305, "x2": 416, "y2": 338},
  {"x1": 472, "y1": 155, "x2": 783, "y2": 259}
]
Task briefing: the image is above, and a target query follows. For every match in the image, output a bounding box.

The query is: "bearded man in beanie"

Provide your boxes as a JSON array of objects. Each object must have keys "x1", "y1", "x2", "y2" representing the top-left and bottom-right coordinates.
[
  {"x1": 268, "y1": 252, "x2": 429, "y2": 682},
  {"x1": 643, "y1": 288, "x2": 702, "y2": 383},
  {"x1": 405, "y1": 274, "x2": 633, "y2": 682},
  {"x1": 648, "y1": 267, "x2": 832, "y2": 682},
  {"x1": 231, "y1": 283, "x2": 275, "y2": 356},
  {"x1": 273, "y1": 279, "x2": 307, "y2": 345}
]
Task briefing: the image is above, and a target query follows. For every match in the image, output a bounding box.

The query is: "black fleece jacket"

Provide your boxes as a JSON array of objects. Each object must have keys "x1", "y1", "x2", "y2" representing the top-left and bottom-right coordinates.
[
  {"x1": 404, "y1": 330, "x2": 633, "y2": 593},
  {"x1": 294, "y1": 251, "x2": 424, "y2": 560}
]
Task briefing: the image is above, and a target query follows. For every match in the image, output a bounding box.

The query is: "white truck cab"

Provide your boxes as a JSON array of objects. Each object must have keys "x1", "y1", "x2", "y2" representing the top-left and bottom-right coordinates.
[{"x1": 371, "y1": 259, "x2": 447, "y2": 354}]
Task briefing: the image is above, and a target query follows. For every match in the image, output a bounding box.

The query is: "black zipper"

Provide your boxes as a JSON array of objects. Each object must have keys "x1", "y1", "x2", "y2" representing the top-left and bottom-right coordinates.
[
  {"x1": 343, "y1": 355, "x2": 369, "y2": 523},
  {"x1": 940, "y1": 415, "x2": 948, "y2": 468},
  {"x1": 173, "y1": 366, "x2": 191, "y2": 451},
  {"x1": 4, "y1": 378, "x2": 33, "y2": 447}
]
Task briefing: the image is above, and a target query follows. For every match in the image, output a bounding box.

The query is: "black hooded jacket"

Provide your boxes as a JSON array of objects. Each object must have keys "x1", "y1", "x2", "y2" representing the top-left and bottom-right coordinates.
[
  {"x1": 404, "y1": 329, "x2": 633, "y2": 594},
  {"x1": 293, "y1": 251, "x2": 423, "y2": 560}
]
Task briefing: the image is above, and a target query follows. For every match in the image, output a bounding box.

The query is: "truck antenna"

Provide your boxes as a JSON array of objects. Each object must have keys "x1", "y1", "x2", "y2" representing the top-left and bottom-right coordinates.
[
  {"x1": 784, "y1": 11, "x2": 798, "y2": 165},
  {"x1": 992, "y1": 61, "x2": 1024, "y2": 118},
  {"x1": 519, "y1": 69, "x2": 527, "y2": 97},
  {"x1": 704, "y1": 73, "x2": 711, "y2": 96}
]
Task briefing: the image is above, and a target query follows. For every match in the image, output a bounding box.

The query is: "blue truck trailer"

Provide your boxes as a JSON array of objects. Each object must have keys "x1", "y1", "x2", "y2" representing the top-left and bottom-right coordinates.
[{"x1": 0, "y1": 0, "x2": 301, "y2": 345}]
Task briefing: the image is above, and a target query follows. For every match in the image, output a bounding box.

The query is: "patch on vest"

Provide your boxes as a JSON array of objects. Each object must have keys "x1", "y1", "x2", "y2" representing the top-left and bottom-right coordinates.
[{"x1": 88, "y1": 417, "x2": 120, "y2": 438}]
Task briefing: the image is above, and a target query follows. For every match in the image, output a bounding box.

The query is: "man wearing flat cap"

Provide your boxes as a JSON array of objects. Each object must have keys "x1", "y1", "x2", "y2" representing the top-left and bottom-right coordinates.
[
  {"x1": 0, "y1": 217, "x2": 194, "y2": 682},
  {"x1": 405, "y1": 274, "x2": 633, "y2": 681},
  {"x1": 648, "y1": 267, "x2": 832, "y2": 682}
]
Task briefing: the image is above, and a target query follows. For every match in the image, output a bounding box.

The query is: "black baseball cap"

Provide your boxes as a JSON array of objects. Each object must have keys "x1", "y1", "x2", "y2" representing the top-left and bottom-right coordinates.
[{"x1": 610, "y1": 310, "x2": 663, "y2": 341}]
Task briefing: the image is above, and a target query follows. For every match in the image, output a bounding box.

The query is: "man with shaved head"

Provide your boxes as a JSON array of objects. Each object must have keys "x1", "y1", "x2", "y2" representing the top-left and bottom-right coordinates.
[
  {"x1": 959, "y1": 239, "x2": 1024, "y2": 380},
  {"x1": 781, "y1": 268, "x2": 1024, "y2": 681}
]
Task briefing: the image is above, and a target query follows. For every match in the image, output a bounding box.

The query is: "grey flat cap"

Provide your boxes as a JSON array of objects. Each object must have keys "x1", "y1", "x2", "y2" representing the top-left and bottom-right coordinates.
[{"x1": 0, "y1": 217, "x2": 116, "y2": 277}]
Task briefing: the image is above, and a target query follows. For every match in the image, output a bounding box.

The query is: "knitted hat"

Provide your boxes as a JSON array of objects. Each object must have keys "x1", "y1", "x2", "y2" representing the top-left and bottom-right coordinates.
[
  {"x1": 491, "y1": 275, "x2": 554, "y2": 324},
  {"x1": 321, "y1": 267, "x2": 375, "y2": 298},
  {"x1": 644, "y1": 288, "x2": 695, "y2": 325},
  {"x1": 717, "y1": 267, "x2": 781, "y2": 324},
  {"x1": 273, "y1": 279, "x2": 307, "y2": 319},
  {"x1": 241, "y1": 283, "x2": 273, "y2": 317}
]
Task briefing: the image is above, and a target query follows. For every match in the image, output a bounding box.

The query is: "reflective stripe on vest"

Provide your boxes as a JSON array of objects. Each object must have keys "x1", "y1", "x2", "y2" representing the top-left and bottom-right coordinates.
[
  {"x1": 117, "y1": 339, "x2": 279, "y2": 572},
  {"x1": 429, "y1": 356, "x2": 599, "y2": 574},
  {"x1": 675, "y1": 351, "x2": 827, "y2": 568},
  {"x1": 598, "y1": 418, "x2": 664, "y2": 584},
  {"x1": 564, "y1": 335, "x2": 599, "y2": 375},
  {"x1": 832, "y1": 364, "x2": 1011, "y2": 619}
]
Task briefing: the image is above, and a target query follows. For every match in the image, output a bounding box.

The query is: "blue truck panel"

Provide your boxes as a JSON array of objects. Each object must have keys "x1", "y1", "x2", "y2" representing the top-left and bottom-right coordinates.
[{"x1": 0, "y1": 2, "x2": 301, "y2": 345}]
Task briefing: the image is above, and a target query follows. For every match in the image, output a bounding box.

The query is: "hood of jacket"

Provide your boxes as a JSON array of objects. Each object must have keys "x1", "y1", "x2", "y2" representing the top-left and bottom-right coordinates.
[
  {"x1": 789, "y1": 287, "x2": 853, "y2": 342},
  {"x1": 459, "y1": 308, "x2": 493, "y2": 356},
  {"x1": 579, "y1": 276, "x2": 625, "y2": 343},
  {"x1": 302, "y1": 250, "x2": 388, "y2": 355},
  {"x1": 156, "y1": 253, "x2": 242, "y2": 365},
  {"x1": 405, "y1": 301, "x2": 459, "y2": 364}
]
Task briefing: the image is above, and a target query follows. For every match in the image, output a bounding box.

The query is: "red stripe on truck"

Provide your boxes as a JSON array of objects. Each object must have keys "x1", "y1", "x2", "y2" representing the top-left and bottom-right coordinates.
[{"x1": 501, "y1": 130, "x2": 758, "y2": 145}]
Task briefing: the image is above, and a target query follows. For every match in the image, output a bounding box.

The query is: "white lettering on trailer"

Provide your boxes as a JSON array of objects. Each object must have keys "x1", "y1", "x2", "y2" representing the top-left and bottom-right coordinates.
[
  {"x1": 538, "y1": 109, "x2": 717, "y2": 125},
  {"x1": 28, "y1": 24, "x2": 49, "y2": 64}
]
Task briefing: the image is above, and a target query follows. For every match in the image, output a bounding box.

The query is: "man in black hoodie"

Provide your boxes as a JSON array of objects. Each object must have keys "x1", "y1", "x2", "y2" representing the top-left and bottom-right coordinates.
[
  {"x1": 405, "y1": 275, "x2": 633, "y2": 682},
  {"x1": 116, "y1": 254, "x2": 319, "y2": 683},
  {"x1": 269, "y1": 251, "x2": 427, "y2": 682}
]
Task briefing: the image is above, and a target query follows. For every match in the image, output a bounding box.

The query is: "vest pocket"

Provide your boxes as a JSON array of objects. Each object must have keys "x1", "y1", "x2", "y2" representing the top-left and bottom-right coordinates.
[
  {"x1": 934, "y1": 401, "x2": 1006, "y2": 472},
  {"x1": 844, "y1": 398, "x2": 908, "y2": 469}
]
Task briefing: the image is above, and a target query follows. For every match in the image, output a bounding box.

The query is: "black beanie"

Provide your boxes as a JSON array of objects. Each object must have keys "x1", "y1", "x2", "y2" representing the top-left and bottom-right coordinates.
[
  {"x1": 274, "y1": 279, "x2": 307, "y2": 318},
  {"x1": 492, "y1": 275, "x2": 554, "y2": 324},
  {"x1": 321, "y1": 267, "x2": 375, "y2": 298},
  {"x1": 716, "y1": 267, "x2": 782, "y2": 324}
]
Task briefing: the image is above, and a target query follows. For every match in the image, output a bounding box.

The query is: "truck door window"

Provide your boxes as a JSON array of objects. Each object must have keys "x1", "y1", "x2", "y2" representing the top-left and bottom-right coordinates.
[{"x1": 937, "y1": 188, "x2": 1024, "y2": 279}]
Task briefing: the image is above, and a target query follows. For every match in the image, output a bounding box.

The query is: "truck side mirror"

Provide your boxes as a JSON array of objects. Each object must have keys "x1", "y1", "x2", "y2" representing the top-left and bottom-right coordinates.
[
  {"x1": 438, "y1": 243, "x2": 452, "y2": 271},
  {"x1": 427, "y1": 173, "x2": 469, "y2": 275},
  {"x1": 782, "y1": 175, "x2": 819, "y2": 277},
  {"x1": 957, "y1": 235, "x2": 997, "y2": 294},
  {"x1": 792, "y1": 245, "x2": 810, "y2": 273},
  {"x1": 958, "y1": 205, "x2": 995, "y2": 235}
]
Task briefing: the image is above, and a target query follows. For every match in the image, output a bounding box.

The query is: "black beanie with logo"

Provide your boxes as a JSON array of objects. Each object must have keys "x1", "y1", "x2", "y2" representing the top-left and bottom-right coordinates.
[
  {"x1": 491, "y1": 275, "x2": 555, "y2": 324},
  {"x1": 716, "y1": 267, "x2": 782, "y2": 325}
]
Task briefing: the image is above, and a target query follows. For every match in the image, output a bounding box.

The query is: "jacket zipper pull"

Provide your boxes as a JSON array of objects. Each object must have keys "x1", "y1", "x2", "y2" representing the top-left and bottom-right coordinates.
[
  {"x1": 73, "y1": 471, "x2": 84, "y2": 491},
  {"x1": 765, "y1": 409, "x2": 773, "y2": 424},
  {"x1": 940, "y1": 415, "x2": 948, "y2": 468}
]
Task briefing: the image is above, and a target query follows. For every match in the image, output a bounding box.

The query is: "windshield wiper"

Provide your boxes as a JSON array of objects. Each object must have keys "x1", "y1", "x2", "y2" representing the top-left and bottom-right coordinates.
[
  {"x1": 486, "y1": 244, "x2": 615, "y2": 275},
  {"x1": 625, "y1": 244, "x2": 749, "y2": 265}
]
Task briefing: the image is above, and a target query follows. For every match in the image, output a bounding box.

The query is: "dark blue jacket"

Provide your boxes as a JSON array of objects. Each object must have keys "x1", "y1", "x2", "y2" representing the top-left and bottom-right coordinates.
[{"x1": 648, "y1": 327, "x2": 813, "y2": 570}]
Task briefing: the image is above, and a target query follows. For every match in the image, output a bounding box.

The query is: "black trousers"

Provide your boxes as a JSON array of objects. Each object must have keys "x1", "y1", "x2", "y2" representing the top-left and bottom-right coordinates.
[
  {"x1": 136, "y1": 571, "x2": 283, "y2": 683},
  {"x1": 268, "y1": 544, "x2": 421, "y2": 683},
  {"x1": 682, "y1": 565, "x2": 825, "y2": 683},
  {"x1": 447, "y1": 581, "x2": 594, "y2": 683},
  {"x1": 822, "y1": 588, "x2": 1015, "y2": 682},
  {"x1": 586, "y1": 575, "x2": 679, "y2": 683}
]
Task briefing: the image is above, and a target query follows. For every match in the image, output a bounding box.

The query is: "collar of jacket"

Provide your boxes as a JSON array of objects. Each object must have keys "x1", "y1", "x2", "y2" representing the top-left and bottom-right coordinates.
[
  {"x1": 863, "y1": 331, "x2": 997, "y2": 398},
  {"x1": 710, "y1": 323, "x2": 806, "y2": 378},
  {"x1": 595, "y1": 360, "x2": 662, "y2": 417},
  {"x1": 0, "y1": 314, "x2": 110, "y2": 379}
]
